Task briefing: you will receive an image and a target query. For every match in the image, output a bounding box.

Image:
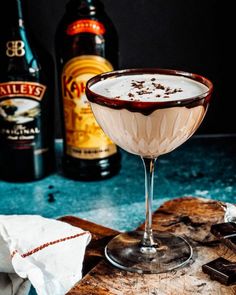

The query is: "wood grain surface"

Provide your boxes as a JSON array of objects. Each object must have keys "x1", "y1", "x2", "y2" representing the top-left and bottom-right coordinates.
[{"x1": 62, "y1": 197, "x2": 236, "y2": 294}]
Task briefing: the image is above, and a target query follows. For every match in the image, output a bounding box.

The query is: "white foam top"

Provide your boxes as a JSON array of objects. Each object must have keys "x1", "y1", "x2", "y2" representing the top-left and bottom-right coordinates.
[{"x1": 91, "y1": 73, "x2": 209, "y2": 102}]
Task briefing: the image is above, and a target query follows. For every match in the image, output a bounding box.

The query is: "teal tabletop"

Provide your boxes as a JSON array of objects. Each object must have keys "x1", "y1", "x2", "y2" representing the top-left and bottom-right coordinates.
[{"x1": 0, "y1": 135, "x2": 235, "y2": 232}]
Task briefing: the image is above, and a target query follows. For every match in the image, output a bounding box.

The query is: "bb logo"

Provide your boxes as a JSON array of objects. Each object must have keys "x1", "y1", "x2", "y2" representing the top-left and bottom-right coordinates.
[{"x1": 6, "y1": 40, "x2": 25, "y2": 57}]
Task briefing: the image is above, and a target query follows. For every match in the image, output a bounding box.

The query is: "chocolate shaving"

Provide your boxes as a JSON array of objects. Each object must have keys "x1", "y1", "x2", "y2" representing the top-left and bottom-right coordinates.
[
  {"x1": 152, "y1": 83, "x2": 165, "y2": 90},
  {"x1": 136, "y1": 90, "x2": 153, "y2": 95},
  {"x1": 131, "y1": 80, "x2": 145, "y2": 89},
  {"x1": 165, "y1": 88, "x2": 183, "y2": 95}
]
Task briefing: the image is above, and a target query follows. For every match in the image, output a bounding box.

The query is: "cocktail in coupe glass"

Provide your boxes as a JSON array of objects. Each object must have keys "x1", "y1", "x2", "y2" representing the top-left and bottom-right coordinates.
[{"x1": 86, "y1": 68, "x2": 213, "y2": 274}]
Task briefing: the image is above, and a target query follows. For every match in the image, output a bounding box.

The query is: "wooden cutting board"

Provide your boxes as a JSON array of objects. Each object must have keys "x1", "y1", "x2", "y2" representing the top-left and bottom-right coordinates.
[{"x1": 60, "y1": 197, "x2": 236, "y2": 294}]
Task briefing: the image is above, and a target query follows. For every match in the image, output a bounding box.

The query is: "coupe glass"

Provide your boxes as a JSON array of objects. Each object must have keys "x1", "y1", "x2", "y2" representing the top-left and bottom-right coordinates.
[{"x1": 86, "y1": 68, "x2": 213, "y2": 273}]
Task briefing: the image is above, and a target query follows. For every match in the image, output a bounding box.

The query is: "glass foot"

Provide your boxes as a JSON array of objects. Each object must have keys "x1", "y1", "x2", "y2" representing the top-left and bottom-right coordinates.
[{"x1": 105, "y1": 231, "x2": 193, "y2": 274}]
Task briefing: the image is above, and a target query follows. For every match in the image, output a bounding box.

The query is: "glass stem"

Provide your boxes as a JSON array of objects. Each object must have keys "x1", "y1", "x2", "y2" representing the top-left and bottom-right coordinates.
[{"x1": 141, "y1": 157, "x2": 157, "y2": 252}]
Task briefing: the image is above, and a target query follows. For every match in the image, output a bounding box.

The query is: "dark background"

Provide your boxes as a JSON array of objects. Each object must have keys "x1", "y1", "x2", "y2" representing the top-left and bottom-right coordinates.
[{"x1": 23, "y1": 0, "x2": 233, "y2": 137}]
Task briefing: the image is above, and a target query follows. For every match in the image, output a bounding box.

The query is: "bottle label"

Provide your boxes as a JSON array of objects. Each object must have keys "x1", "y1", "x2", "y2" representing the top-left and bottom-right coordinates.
[
  {"x1": 0, "y1": 81, "x2": 46, "y2": 150},
  {"x1": 66, "y1": 19, "x2": 105, "y2": 36},
  {"x1": 0, "y1": 81, "x2": 46, "y2": 100},
  {"x1": 62, "y1": 55, "x2": 117, "y2": 160}
]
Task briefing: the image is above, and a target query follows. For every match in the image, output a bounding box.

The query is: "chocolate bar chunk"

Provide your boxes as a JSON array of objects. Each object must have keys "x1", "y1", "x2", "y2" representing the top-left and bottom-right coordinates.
[
  {"x1": 211, "y1": 223, "x2": 236, "y2": 252},
  {"x1": 211, "y1": 222, "x2": 236, "y2": 238},
  {"x1": 202, "y1": 257, "x2": 236, "y2": 285}
]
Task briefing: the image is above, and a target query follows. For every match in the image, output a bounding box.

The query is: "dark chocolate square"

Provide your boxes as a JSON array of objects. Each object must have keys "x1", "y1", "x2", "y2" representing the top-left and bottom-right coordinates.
[
  {"x1": 202, "y1": 257, "x2": 236, "y2": 285},
  {"x1": 211, "y1": 223, "x2": 236, "y2": 252},
  {"x1": 211, "y1": 223, "x2": 236, "y2": 238}
]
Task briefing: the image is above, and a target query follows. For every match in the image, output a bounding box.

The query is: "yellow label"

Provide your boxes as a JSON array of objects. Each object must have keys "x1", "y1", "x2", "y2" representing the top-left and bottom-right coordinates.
[{"x1": 61, "y1": 55, "x2": 117, "y2": 160}]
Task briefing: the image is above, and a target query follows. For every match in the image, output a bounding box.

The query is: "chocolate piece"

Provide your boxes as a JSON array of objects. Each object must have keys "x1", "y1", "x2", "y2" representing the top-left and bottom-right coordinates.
[
  {"x1": 202, "y1": 257, "x2": 236, "y2": 285},
  {"x1": 152, "y1": 82, "x2": 165, "y2": 90},
  {"x1": 211, "y1": 223, "x2": 236, "y2": 252},
  {"x1": 131, "y1": 80, "x2": 145, "y2": 89},
  {"x1": 136, "y1": 90, "x2": 152, "y2": 95},
  {"x1": 211, "y1": 222, "x2": 236, "y2": 238}
]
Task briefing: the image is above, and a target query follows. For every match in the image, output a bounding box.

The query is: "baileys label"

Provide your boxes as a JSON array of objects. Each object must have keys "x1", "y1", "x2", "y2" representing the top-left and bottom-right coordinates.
[
  {"x1": 0, "y1": 81, "x2": 46, "y2": 145},
  {"x1": 0, "y1": 81, "x2": 46, "y2": 101}
]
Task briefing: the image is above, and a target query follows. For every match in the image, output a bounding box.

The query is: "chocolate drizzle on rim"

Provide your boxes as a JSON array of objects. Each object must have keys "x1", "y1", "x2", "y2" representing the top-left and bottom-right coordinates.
[{"x1": 86, "y1": 68, "x2": 213, "y2": 116}]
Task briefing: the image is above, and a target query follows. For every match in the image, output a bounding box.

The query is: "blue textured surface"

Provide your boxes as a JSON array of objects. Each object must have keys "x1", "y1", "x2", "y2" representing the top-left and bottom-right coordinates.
[{"x1": 1, "y1": 135, "x2": 236, "y2": 232}]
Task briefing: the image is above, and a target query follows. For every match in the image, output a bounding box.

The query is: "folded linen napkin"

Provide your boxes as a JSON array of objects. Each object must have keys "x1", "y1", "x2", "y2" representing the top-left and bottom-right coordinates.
[
  {"x1": 0, "y1": 215, "x2": 91, "y2": 295},
  {"x1": 222, "y1": 202, "x2": 236, "y2": 222}
]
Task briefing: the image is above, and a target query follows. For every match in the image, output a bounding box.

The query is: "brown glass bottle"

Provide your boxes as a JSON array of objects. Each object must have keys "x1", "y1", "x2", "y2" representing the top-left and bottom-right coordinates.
[
  {"x1": 55, "y1": 0, "x2": 121, "y2": 180},
  {"x1": 0, "y1": 0, "x2": 55, "y2": 182}
]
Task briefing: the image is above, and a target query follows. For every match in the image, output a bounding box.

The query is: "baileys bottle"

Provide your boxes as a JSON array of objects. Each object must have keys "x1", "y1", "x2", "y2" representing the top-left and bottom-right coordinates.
[{"x1": 0, "y1": 0, "x2": 55, "y2": 181}]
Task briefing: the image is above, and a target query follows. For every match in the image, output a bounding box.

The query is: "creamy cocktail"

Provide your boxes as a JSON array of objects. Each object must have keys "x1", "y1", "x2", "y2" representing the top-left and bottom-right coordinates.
[
  {"x1": 89, "y1": 73, "x2": 209, "y2": 157},
  {"x1": 86, "y1": 69, "x2": 213, "y2": 274}
]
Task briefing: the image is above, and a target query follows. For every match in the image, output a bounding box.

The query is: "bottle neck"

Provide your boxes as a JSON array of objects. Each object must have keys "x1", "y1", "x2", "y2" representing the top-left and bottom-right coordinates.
[
  {"x1": 0, "y1": 0, "x2": 40, "y2": 75},
  {"x1": 4, "y1": 0, "x2": 24, "y2": 27},
  {"x1": 66, "y1": 0, "x2": 104, "y2": 17}
]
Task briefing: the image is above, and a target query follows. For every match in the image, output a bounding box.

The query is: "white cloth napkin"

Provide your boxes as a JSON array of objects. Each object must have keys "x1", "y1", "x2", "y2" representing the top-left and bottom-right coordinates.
[
  {"x1": 0, "y1": 215, "x2": 91, "y2": 295},
  {"x1": 222, "y1": 202, "x2": 236, "y2": 222}
]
